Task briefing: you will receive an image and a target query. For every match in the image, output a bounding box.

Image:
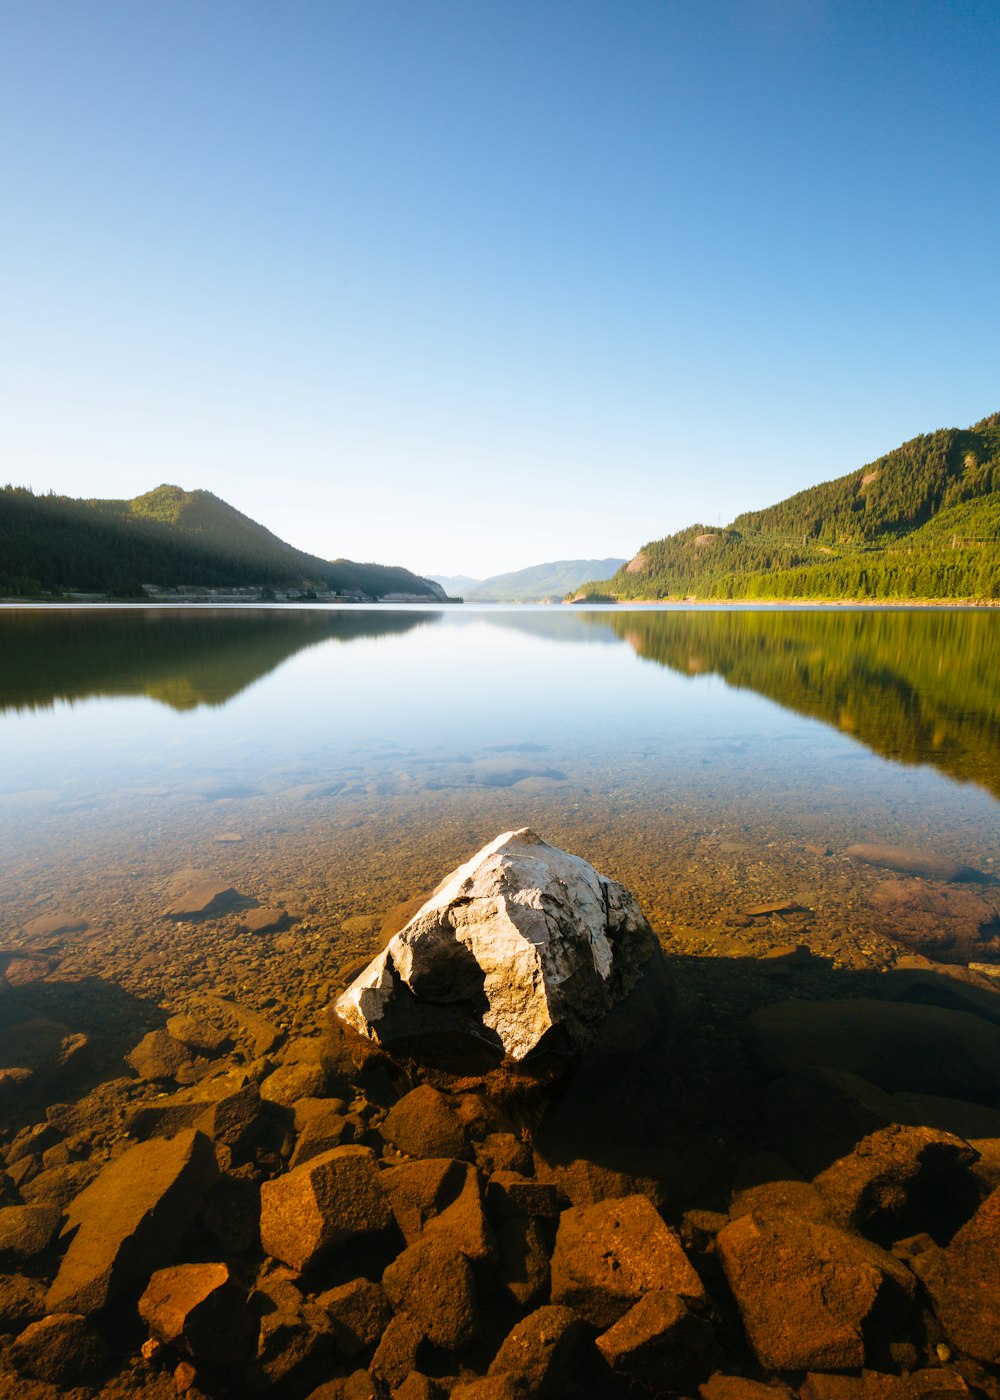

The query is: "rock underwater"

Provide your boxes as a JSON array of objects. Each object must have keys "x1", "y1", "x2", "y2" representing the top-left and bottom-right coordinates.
[{"x1": 335, "y1": 828, "x2": 663, "y2": 1066}]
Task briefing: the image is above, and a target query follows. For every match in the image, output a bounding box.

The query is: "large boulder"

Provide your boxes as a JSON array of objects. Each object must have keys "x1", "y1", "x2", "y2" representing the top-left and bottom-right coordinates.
[
  {"x1": 335, "y1": 828, "x2": 661, "y2": 1064},
  {"x1": 46, "y1": 1129, "x2": 218, "y2": 1315}
]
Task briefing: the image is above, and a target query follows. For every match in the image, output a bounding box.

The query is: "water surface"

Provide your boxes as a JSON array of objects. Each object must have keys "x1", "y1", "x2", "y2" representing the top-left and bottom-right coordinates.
[{"x1": 2, "y1": 604, "x2": 998, "y2": 1026}]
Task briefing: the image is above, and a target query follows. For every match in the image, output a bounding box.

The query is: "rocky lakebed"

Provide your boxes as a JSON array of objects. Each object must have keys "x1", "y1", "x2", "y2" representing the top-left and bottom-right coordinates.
[{"x1": 1, "y1": 828, "x2": 1000, "y2": 1400}]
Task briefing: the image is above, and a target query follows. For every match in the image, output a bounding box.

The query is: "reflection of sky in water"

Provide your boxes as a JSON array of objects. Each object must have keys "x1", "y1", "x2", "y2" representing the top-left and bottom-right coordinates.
[{"x1": 2, "y1": 607, "x2": 999, "y2": 887}]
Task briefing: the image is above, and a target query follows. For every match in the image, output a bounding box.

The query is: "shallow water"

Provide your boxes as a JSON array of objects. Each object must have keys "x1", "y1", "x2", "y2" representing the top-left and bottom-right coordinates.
[{"x1": 2, "y1": 604, "x2": 998, "y2": 1026}]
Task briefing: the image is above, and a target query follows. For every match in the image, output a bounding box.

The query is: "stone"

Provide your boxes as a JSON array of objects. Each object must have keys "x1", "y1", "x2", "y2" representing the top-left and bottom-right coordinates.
[
  {"x1": 812, "y1": 1124, "x2": 979, "y2": 1242},
  {"x1": 161, "y1": 879, "x2": 240, "y2": 918},
  {"x1": 381, "y1": 1084, "x2": 470, "y2": 1159},
  {"x1": 535, "y1": 1155, "x2": 671, "y2": 1211},
  {"x1": 127, "y1": 1028, "x2": 196, "y2": 1082},
  {"x1": 596, "y1": 1289, "x2": 721, "y2": 1391},
  {"x1": 392, "y1": 1375, "x2": 442, "y2": 1400},
  {"x1": 475, "y1": 1131, "x2": 534, "y2": 1177},
  {"x1": 336, "y1": 828, "x2": 660, "y2": 1063},
  {"x1": 0, "y1": 1017, "x2": 89, "y2": 1082},
  {"x1": 550, "y1": 1194, "x2": 705, "y2": 1328},
  {"x1": 290, "y1": 1105, "x2": 354, "y2": 1167},
  {"x1": 255, "y1": 1297, "x2": 336, "y2": 1392},
  {"x1": 486, "y1": 1170, "x2": 560, "y2": 1219},
  {"x1": 46, "y1": 1128, "x2": 218, "y2": 1315},
  {"x1": 921, "y1": 1186, "x2": 1000, "y2": 1364},
  {"x1": 166, "y1": 1012, "x2": 230, "y2": 1055},
  {"x1": 744, "y1": 998, "x2": 1000, "y2": 1102},
  {"x1": 494, "y1": 1213, "x2": 551, "y2": 1307},
  {"x1": 0, "y1": 1272, "x2": 46, "y2": 1330},
  {"x1": 380, "y1": 1157, "x2": 494, "y2": 1260},
  {"x1": 259, "y1": 1145, "x2": 389, "y2": 1271},
  {"x1": 139, "y1": 1261, "x2": 254, "y2": 1363},
  {"x1": 871, "y1": 880, "x2": 1000, "y2": 962},
  {"x1": 315, "y1": 1277, "x2": 391, "y2": 1358},
  {"x1": 261, "y1": 1060, "x2": 328, "y2": 1107},
  {"x1": 487, "y1": 1304, "x2": 585, "y2": 1397},
  {"x1": 202, "y1": 1174, "x2": 261, "y2": 1255},
  {"x1": 22, "y1": 913, "x2": 89, "y2": 940},
  {"x1": 700, "y1": 1379, "x2": 794, "y2": 1400},
  {"x1": 242, "y1": 906, "x2": 291, "y2": 934},
  {"x1": 382, "y1": 1235, "x2": 479, "y2": 1349},
  {"x1": 0, "y1": 1203, "x2": 61, "y2": 1260},
  {"x1": 10, "y1": 1312, "x2": 108, "y2": 1384},
  {"x1": 844, "y1": 845, "x2": 985, "y2": 882},
  {"x1": 20, "y1": 1159, "x2": 97, "y2": 1207},
  {"x1": 193, "y1": 1082, "x2": 265, "y2": 1152},
  {"x1": 370, "y1": 1312, "x2": 426, "y2": 1389},
  {"x1": 716, "y1": 1209, "x2": 915, "y2": 1372}
]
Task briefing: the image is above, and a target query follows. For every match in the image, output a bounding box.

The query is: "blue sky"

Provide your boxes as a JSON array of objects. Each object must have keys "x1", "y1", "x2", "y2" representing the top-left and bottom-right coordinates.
[{"x1": 2, "y1": 1, "x2": 998, "y2": 577}]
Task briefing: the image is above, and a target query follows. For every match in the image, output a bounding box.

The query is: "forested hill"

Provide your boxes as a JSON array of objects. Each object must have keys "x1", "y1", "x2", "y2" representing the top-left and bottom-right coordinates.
[
  {"x1": 0, "y1": 483, "x2": 446, "y2": 600},
  {"x1": 577, "y1": 412, "x2": 1000, "y2": 601}
]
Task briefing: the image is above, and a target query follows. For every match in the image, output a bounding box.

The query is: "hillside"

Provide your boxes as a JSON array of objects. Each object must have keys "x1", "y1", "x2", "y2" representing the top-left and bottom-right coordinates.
[
  {"x1": 433, "y1": 558, "x2": 627, "y2": 602},
  {"x1": 577, "y1": 413, "x2": 1000, "y2": 601},
  {"x1": 0, "y1": 484, "x2": 446, "y2": 601}
]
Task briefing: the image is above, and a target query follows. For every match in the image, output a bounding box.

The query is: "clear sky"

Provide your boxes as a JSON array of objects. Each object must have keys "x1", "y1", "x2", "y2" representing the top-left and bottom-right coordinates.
[{"x1": 2, "y1": 1, "x2": 998, "y2": 579}]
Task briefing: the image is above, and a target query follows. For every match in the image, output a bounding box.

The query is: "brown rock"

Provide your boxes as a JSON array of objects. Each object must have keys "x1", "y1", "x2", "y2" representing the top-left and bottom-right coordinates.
[
  {"x1": 315, "y1": 1277, "x2": 391, "y2": 1358},
  {"x1": 0, "y1": 1272, "x2": 46, "y2": 1330},
  {"x1": 392, "y1": 1374, "x2": 442, "y2": 1400},
  {"x1": 161, "y1": 879, "x2": 239, "y2": 918},
  {"x1": 486, "y1": 1171, "x2": 560, "y2": 1219},
  {"x1": 845, "y1": 845, "x2": 984, "y2": 882},
  {"x1": 290, "y1": 1105, "x2": 354, "y2": 1168},
  {"x1": 451, "y1": 1380, "x2": 520, "y2": 1400},
  {"x1": 261, "y1": 1061, "x2": 328, "y2": 1107},
  {"x1": 550, "y1": 1194, "x2": 705, "y2": 1328},
  {"x1": 139, "y1": 1261, "x2": 254, "y2": 1363},
  {"x1": 744, "y1": 998, "x2": 1000, "y2": 1102},
  {"x1": 596, "y1": 1289, "x2": 721, "y2": 1390},
  {"x1": 193, "y1": 1082, "x2": 264, "y2": 1152},
  {"x1": 259, "y1": 1145, "x2": 389, "y2": 1272},
  {"x1": 20, "y1": 1159, "x2": 97, "y2": 1207},
  {"x1": 255, "y1": 1299, "x2": 336, "y2": 1392},
  {"x1": 382, "y1": 1236, "x2": 479, "y2": 1350},
  {"x1": 871, "y1": 880, "x2": 1000, "y2": 962},
  {"x1": 166, "y1": 1012, "x2": 230, "y2": 1055},
  {"x1": 242, "y1": 907, "x2": 291, "y2": 934},
  {"x1": 202, "y1": 1175, "x2": 261, "y2": 1255},
  {"x1": 730, "y1": 1177, "x2": 833, "y2": 1225},
  {"x1": 764, "y1": 1068, "x2": 897, "y2": 1177},
  {"x1": 381, "y1": 1157, "x2": 494, "y2": 1261},
  {"x1": 475, "y1": 1131, "x2": 533, "y2": 1177},
  {"x1": 22, "y1": 913, "x2": 88, "y2": 940},
  {"x1": 382, "y1": 1085, "x2": 470, "y2": 1160},
  {"x1": 0, "y1": 1016, "x2": 89, "y2": 1080},
  {"x1": 813, "y1": 1124, "x2": 978, "y2": 1242},
  {"x1": 700, "y1": 1376, "x2": 794, "y2": 1400},
  {"x1": 0, "y1": 1204, "x2": 61, "y2": 1260},
  {"x1": 127, "y1": 1028, "x2": 196, "y2": 1083},
  {"x1": 494, "y1": 1213, "x2": 551, "y2": 1308},
  {"x1": 487, "y1": 1304, "x2": 585, "y2": 1396},
  {"x1": 716, "y1": 1209, "x2": 915, "y2": 1372},
  {"x1": 46, "y1": 1129, "x2": 218, "y2": 1315},
  {"x1": 10, "y1": 1312, "x2": 108, "y2": 1384},
  {"x1": 922, "y1": 1186, "x2": 1000, "y2": 1363},
  {"x1": 370, "y1": 1312, "x2": 426, "y2": 1389},
  {"x1": 536, "y1": 1155, "x2": 670, "y2": 1210}
]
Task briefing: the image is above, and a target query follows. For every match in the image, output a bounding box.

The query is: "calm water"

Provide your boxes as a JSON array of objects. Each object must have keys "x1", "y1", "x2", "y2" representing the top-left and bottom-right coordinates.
[{"x1": 2, "y1": 604, "x2": 998, "y2": 1018}]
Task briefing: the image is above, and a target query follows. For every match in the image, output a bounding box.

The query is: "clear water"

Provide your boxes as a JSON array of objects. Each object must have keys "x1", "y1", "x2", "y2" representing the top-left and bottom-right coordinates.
[{"x1": 2, "y1": 604, "x2": 998, "y2": 1024}]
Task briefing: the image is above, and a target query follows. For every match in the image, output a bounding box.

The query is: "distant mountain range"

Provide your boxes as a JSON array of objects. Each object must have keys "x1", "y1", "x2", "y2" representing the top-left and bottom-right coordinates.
[
  {"x1": 432, "y1": 559, "x2": 628, "y2": 602},
  {"x1": 577, "y1": 413, "x2": 1000, "y2": 602},
  {"x1": 0, "y1": 483, "x2": 446, "y2": 601}
]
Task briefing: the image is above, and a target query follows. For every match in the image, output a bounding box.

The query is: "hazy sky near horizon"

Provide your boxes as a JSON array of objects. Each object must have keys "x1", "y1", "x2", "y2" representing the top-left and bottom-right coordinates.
[{"x1": 2, "y1": 1, "x2": 999, "y2": 578}]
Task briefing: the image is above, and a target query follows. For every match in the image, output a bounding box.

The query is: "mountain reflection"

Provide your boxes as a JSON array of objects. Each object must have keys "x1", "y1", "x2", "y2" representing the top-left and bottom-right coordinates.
[
  {"x1": 581, "y1": 607, "x2": 1000, "y2": 800},
  {"x1": 0, "y1": 608, "x2": 436, "y2": 712}
]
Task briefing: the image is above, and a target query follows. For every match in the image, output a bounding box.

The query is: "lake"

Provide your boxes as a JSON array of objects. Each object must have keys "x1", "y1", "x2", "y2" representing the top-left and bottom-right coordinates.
[{"x1": 2, "y1": 603, "x2": 998, "y2": 1030}]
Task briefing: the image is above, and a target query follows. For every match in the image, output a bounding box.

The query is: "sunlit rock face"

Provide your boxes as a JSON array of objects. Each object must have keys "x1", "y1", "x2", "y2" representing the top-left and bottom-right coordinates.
[{"x1": 335, "y1": 828, "x2": 657, "y2": 1063}]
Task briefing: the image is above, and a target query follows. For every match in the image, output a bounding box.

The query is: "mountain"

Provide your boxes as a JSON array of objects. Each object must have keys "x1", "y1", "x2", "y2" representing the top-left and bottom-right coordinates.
[
  {"x1": 430, "y1": 574, "x2": 481, "y2": 597},
  {"x1": 433, "y1": 559, "x2": 628, "y2": 602},
  {"x1": 0, "y1": 483, "x2": 447, "y2": 601},
  {"x1": 577, "y1": 413, "x2": 1000, "y2": 601}
]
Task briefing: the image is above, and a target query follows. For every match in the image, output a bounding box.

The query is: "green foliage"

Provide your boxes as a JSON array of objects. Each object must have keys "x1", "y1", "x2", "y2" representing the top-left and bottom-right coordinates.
[
  {"x1": 580, "y1": 415, "x2": 1000, "y2": 602},
  {"x1": 0, "y1": 483, "x2": 443, "y2": 600}
]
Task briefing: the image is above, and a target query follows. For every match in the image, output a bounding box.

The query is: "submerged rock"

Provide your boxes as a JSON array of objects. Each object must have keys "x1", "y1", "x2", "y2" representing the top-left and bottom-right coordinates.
[{"x1": 335, "y1": 828, "x2": 660, "y2": 1064}]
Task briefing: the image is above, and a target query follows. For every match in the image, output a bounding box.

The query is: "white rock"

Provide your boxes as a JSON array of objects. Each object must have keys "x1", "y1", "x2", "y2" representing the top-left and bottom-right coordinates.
[{"x1": 335, "y1": 828, "x2": 656, "y2": 1062}]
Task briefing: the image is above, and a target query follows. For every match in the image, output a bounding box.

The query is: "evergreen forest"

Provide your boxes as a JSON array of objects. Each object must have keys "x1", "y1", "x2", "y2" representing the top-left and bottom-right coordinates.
[
  {"x1": 0, "y1": 483, "x2": 445, "y2": 601},
  {"x1": 577, "y1": 413, "x2": 1000, "y2": 601}
]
